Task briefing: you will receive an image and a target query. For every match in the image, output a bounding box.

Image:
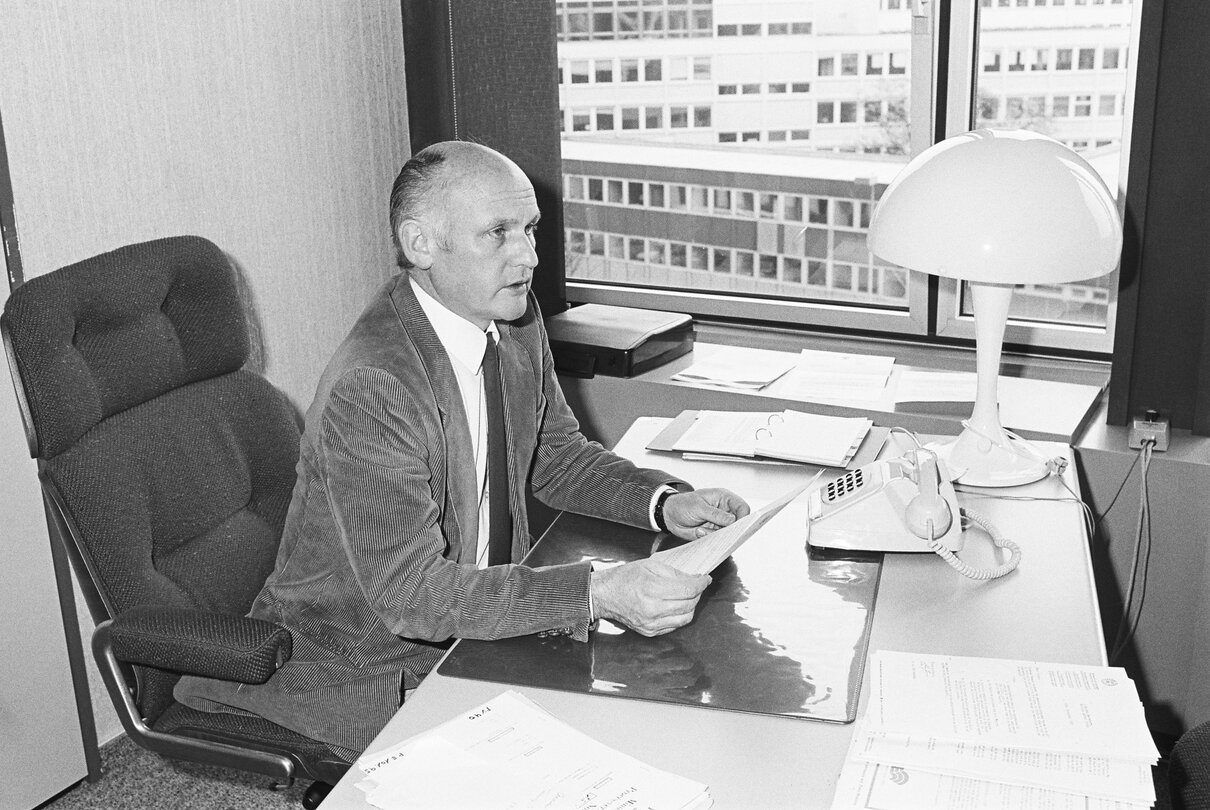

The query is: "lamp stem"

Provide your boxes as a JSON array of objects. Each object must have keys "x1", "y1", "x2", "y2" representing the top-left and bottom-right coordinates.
[
  {"x1": 939, "y1": 279, "x2": 1046, "y2": 486},
  {"x1": 968, "y1": 281, "x2": 1014, "y2": 437}
]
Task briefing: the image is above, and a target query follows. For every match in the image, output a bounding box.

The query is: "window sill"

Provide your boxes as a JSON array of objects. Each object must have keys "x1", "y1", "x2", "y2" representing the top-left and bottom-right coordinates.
[{"x1": 559, "y1": 320, "x2": 1108, "y2": 444}]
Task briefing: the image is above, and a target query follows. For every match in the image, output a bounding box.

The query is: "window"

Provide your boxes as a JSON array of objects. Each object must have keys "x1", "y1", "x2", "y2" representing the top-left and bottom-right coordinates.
[
  {"x1": 960, "y1": 2, "x2": 1135, "y2": 345},
  {"x1": 558, "y1": 0, "x2": 1137, "y2": 353}
]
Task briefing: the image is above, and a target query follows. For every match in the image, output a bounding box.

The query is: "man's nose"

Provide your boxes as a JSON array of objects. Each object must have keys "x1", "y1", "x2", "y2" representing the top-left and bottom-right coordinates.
[{"x1": 515, "y1": 232, "x2": 539, "y2": 267}]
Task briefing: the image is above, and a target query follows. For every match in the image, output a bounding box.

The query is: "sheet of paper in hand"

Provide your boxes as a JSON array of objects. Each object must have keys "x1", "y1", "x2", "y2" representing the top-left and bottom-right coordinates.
[{"x1": 650, "y1": 473, "x2": 822, "y2": 575}]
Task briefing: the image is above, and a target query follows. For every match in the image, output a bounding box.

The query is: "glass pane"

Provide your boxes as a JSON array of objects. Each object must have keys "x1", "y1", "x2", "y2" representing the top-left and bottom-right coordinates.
[
  {"x1": 558, "y1": 0, "x2": 914, "y2": 312},
  {"x1": 970, "y1": 0, "x2": 1135, "y2": 329}
]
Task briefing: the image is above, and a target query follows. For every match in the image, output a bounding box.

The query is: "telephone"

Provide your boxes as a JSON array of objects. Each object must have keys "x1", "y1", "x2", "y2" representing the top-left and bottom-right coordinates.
[{"x1": 805, "y1": 447, "x2": 1021, "y2": 580}]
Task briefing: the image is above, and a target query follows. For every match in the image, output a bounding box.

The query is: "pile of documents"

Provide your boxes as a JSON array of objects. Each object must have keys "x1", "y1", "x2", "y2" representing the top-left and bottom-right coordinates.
[
  {"x1": 652, "y1": 408, "x2": 874, "y2": 467},
  {"x1": 833, "y1": 651, "x2": 1159, "y2": 810},
  {"x1": 670, "y1": 344, "x2": 798, "y2": 390},
  {"x1": 777, "y1": 348, "x2": 895, "y2": 405},
  {"x1": 356, "y1": 690, "x2": 712, "y2": 809}
]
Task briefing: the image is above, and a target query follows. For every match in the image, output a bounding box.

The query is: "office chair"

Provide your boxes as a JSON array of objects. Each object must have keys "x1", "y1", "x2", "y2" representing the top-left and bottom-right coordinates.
[
  {"x1": 1169, "y1": 720, "x2": 1210, "y2": 810},
  {"x1": 1, "y1": 236, "x2": 348, "y2": 808}
]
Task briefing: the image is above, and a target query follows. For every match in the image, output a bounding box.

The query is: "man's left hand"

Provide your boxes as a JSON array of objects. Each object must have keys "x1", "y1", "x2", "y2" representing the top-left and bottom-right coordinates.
[{"x1": 662, "y1": 488, "x2": 750, "y2": 541}]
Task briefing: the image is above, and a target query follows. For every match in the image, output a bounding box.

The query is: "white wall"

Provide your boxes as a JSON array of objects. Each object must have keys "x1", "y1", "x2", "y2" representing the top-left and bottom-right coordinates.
[{"x1": 0, "y1": 0, "x2": 410, "y2": 751}]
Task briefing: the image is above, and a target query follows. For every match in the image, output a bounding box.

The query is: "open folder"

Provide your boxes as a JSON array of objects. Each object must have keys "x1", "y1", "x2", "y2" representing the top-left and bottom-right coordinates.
[{"x1": 648, "y1": 409, "x2": 881, "y2": 468}]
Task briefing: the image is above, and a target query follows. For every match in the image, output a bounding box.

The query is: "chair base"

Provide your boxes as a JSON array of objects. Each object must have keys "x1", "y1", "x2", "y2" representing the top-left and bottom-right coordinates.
[{"x1": 303, "y1": 781, "x2": 334, "y2": 810}]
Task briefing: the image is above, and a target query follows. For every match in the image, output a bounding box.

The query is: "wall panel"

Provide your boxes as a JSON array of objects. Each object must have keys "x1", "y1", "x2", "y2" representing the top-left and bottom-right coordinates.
[{"x1": 0, "y1": 0, "x2": 410, "y2": 759}]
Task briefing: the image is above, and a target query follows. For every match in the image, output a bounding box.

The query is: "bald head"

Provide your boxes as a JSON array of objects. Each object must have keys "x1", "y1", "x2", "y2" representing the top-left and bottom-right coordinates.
[{"x1": 388, "y1": 141, "x2": 529, "y2": 269}]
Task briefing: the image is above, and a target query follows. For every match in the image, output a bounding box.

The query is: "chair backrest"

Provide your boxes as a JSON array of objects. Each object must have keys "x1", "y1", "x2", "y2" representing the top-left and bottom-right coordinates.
[{"x1": 2, "y1": 235, "x2": 301, "y2": 721}]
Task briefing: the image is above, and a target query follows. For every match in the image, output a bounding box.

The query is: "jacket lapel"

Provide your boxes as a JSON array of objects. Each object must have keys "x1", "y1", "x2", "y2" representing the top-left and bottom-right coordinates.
[{"x1": 389, "y1": 279, "x2": 480, "y2": 564}]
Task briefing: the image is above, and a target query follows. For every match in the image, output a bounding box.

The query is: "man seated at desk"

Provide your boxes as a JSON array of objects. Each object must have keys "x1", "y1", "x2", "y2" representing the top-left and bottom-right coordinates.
[{"x1": 175, "y1": 140, "x2": 749, "y2": 760}]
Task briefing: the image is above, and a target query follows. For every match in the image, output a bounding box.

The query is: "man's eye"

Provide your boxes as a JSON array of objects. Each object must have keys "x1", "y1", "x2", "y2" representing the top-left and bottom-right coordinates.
[{"x1": 525, "y1": 223, "x2": 539, "y2": 236}]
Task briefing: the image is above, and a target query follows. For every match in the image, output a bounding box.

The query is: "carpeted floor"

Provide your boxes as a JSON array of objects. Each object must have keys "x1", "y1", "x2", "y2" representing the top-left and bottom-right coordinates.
[{"x1": 41, "y1": 735, "x2": 317, "y2": 810}]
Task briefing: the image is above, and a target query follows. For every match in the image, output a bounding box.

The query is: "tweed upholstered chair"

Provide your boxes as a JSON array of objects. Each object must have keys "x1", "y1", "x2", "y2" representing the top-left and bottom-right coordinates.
[
  {"x1": 1, "y1": 236, "x2": 347, "y2": 807},
  {"x1": 1169, "y1": 721, "x2": 1210, "y2": 810}
]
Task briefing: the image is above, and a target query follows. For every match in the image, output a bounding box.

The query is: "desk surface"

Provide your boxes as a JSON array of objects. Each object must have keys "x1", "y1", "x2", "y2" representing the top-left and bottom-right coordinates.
[{"x1": 323, "y1": 419, "x2": 1105, "y2": 810}]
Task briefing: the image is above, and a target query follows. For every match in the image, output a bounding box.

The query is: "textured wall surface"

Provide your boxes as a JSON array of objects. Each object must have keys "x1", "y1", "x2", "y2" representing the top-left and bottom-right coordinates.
[
  {"x1": 0, "y1": 0, "x2": 409, "y2": 408},
  {"x1": 0, "y1": 0, "x2": 409, "y2": 754}
]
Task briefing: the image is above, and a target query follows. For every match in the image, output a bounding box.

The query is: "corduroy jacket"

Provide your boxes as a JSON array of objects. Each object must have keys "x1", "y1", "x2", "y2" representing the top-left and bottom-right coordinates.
[{"x1": 175, "y1": 275, "x2": 681, "y2": 755}]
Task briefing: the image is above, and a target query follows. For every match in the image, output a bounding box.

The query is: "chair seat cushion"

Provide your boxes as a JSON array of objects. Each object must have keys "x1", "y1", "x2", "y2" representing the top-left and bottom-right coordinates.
[{"x1": 155, "y1": 702, "x2": 353, "y2": 784}]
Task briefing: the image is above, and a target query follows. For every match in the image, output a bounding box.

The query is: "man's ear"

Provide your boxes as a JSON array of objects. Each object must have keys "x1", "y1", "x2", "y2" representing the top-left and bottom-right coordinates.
[{"x1": 398, "y1": 219, "x2": 434, "y2": 270}]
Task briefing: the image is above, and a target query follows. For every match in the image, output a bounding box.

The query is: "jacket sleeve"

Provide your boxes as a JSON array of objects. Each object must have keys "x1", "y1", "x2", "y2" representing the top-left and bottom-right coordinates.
[
  {"x1": 524, "y1": 312, "x2": 688, "y2": 526},
  {"x1": 317, "y1": 367, "x2": 592, "y2": 643}
]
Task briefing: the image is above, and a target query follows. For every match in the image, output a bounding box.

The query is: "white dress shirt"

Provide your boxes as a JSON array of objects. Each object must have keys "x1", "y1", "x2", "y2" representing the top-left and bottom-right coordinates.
[{"x1": 410, "y1": 279, "x2": 498, "y2": 567}]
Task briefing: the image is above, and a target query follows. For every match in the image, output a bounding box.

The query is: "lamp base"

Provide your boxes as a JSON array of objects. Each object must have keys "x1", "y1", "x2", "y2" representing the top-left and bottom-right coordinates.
[{"x1": 936, "y1": 425, "x2": 1049, "y2": 487}]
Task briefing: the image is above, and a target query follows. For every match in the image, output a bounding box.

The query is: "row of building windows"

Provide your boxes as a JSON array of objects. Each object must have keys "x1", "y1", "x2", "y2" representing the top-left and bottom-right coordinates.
[
  {"x1": 562, "y1": 55, "x2": 711, "y2": 85},
  {"x1": 565, "y1": 173, "x2": 874, "y2": 231},
  {"x1": 717, "y1": 22, "x2": 813, "y2": 37},
  {"x1": 565, "y1": 229, "x2": 910, "y2": 304},
  {"x1": 818, "y1": 52, "x2": 908, "y2": 77},
  {"x1": 719, "y1": 82, "x2": 812, "y2": 95},
  {"x1": 978, "y1": 92, "x2": 1122, "y2": 119},
  {"x1": 558, "y1": 1, "x2": 714, "y2": 40},
  {"x1": 564, "y1": 105, "x2": 712, "y2": 132},
  {"x1": 976, "y1": 0, "x2": 1130, "y2": 7},
  {"x1": 562, "y1": 87, "x2": 1120, "y2": 137},
  {"x1": 982, "y1": 45, "x2": 1127, "y2": 72},
  {"x1": 559, "y1": 45, "x2": 1121, "y2": 90},
  {"x1": 717, "y1": 130, "x2": 815, "y2": 143}
]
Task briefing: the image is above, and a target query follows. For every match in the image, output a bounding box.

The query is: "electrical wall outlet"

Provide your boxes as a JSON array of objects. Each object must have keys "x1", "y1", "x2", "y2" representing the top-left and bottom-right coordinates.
[{"x1": 1128, "y1": 410, "x2": 1170, "y2": 451}]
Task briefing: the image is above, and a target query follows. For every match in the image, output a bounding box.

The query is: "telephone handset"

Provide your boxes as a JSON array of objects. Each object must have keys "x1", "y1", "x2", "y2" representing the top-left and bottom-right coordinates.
[
  {"x1": 806, "y1": 447, "x2": 1022, "y2": 580},
  {"x1": 806, "y1": 449, "x2": 963, "y2": 553}
]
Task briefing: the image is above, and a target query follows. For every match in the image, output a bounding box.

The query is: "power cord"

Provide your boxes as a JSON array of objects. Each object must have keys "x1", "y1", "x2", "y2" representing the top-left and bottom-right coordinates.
[{"x1": 1109, "y1": 438, "x2": 1155, "y2": 664}]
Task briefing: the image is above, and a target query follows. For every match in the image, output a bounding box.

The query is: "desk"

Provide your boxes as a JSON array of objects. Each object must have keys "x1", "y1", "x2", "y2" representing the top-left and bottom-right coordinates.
[{"x1": 322, "y1": 418, "x2": 1105, "y2": 809}]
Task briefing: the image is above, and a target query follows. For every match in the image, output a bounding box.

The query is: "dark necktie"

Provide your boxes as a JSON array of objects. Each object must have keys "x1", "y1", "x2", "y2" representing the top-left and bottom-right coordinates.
[{"x1": 483, "y1": 336, "x2": 512, "y2": 566}]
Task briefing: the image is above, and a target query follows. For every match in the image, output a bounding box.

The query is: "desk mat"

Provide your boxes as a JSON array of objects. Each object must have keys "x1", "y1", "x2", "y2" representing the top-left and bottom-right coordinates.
[{"x1": 438, "y1": 512, "x2": 882, "y2": 723}]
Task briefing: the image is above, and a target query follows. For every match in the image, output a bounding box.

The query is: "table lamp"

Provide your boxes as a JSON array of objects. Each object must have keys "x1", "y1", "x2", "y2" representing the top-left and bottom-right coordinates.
[{"x1": 867, "y1": 128, "x2": 1123, "y2": 486}]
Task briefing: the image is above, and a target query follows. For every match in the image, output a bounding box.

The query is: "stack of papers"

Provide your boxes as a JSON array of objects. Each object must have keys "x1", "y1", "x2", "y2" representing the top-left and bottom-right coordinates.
[
  {"x1": 893, "y1": 369, "x2": 978, "y2": 403},
  {"x1": 670, "y1": 345, "x2": 798, "y2": 390},
  {"x1": 653, "y1": 409, "x2": 873, "y2": 467},
  {"x1": 778, "y1": 349, "x2": 896, "y2": 405},
  {"x1": 833, "y1": 651, "x2": 1159, "y2": 810},
  {"x1": 356, "y1": 690, "x2": 712, "y2": 809}
]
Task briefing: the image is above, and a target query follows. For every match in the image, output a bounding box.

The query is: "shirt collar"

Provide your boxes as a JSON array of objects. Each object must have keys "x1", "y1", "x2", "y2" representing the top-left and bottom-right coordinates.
[{"x1": 410, "y1": 277, "x2": 498, "y2": 373}]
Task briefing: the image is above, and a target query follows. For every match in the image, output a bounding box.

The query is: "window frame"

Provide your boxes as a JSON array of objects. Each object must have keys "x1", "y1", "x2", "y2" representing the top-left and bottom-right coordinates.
[
  {"x1": 931, "y1": 1, "x2": 1139, "y2": 355},
  {"x1": 559, "y1": 0, "x2": 1136, "y2": 356}
]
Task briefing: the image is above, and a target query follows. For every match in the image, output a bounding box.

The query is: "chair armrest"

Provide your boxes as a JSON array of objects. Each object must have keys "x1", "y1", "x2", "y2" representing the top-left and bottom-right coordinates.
[{"x1": 105, "y1": 605, "x2": 292, "y2": 684}]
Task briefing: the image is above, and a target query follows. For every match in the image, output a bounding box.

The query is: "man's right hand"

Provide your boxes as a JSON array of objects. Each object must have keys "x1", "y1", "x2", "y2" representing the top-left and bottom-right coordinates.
[{"x1": 590, "y1": 559, "x2": 711, "y2": 637}]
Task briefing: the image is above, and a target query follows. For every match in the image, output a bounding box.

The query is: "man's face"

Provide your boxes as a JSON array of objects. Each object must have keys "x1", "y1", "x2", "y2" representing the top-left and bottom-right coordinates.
[{"x1": 415, "y1": 156, "x2": 541, "y2": 329}]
